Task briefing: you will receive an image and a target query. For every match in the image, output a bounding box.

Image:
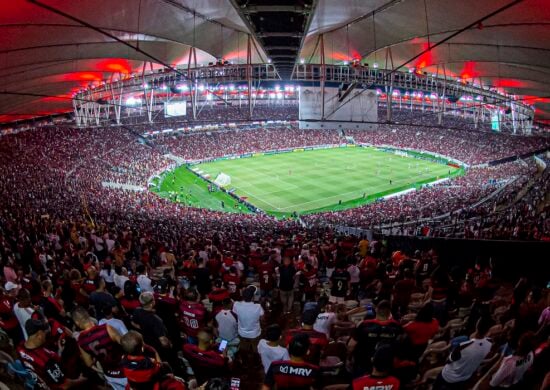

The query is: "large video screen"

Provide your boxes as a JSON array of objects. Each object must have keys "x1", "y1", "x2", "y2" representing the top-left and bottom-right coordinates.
[{"x1": 164, "y1": 101, "x2": 187, "y2": 117}]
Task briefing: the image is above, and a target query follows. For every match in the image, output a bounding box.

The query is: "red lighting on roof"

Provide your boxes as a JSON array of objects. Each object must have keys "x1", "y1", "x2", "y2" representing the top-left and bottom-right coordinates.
[{"x1": 460, "y1": 61, "x2": 479, "y2": 81}]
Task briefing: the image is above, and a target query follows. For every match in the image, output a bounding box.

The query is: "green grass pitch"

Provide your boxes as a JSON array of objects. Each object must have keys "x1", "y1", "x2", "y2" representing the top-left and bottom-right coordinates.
[{"x1": 153, "y1": 146, "x2": 463, "y2": 217}]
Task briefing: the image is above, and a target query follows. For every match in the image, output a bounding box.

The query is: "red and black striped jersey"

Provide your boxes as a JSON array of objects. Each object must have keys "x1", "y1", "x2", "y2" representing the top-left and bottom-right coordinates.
[
  {"x1": 285, "y1": 329, "x2": 328, "y2": 365},
  {"x1": 121, "y1": 346, "x2": 161, "y2": 390},
  {"x1": 264, "y1": 360, "x2": 319, "y2": 390},
  {"x1": 77, "y1": 324, "x2": 123, "y2": 377},
  {"x1": 17, "y1": 344, "x2": 65, "y2": 388}
]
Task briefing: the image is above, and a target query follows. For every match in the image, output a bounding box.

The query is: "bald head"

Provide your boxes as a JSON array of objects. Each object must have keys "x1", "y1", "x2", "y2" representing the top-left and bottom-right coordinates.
[
  {"x1": 72, "y1": 306, "x2": 92, "y2": 328},
  {"x1": 120, "y1": 331, "x2": 144, "y2": 355}
]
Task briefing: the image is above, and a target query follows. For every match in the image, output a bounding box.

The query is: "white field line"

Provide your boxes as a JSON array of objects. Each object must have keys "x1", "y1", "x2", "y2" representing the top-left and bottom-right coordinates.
[{"x1": 236, "y1": 186, "x2": 283, "y2": 211}]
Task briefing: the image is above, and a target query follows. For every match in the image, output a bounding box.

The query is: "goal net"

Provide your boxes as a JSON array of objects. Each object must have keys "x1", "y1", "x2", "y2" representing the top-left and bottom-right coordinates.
[{"x1": 214, "y1": 172, "x2": 231, "y2": 187}]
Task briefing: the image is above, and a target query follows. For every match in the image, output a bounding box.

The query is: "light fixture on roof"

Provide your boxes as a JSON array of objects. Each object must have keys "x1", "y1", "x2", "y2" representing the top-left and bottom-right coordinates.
[
  {"x1": 267, "y1": 58, "x2": 272, "y2": 63},
  {"x1": 373, "y1": 63, "x2": 379, "y2": 69},
  {"x1": 300, "y1": 59, "x2": 305, "y2": 64}
]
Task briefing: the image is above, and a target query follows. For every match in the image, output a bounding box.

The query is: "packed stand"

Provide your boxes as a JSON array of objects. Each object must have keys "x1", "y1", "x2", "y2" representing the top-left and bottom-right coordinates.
[{"x1": 0, "y1": 221, "x2": 549, "y2": 389}]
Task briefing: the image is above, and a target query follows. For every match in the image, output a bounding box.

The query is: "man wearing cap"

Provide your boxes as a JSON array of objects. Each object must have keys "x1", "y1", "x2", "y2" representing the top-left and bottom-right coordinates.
[
  {"x1": 285, "y1": 310, "x2": 328, "y2": 365},
  {"x1": 352, "y1": 345, "x2": 400, "y2": 390},
  {"x1": 17, "y1": 318, "x2": 87, "y2": 389}
]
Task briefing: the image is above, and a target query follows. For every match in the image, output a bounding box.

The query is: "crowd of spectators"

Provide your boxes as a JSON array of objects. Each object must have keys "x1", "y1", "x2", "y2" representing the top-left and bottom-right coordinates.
[
  {"x1": 120, "y1": 104, "x2": 298, "y2": 127},
  {"x1": 0, "y1": 212, "x2": 549, "y2": 389},
  {"x1": 0, "y1": 108, "x2": 549, "y2": 389}
]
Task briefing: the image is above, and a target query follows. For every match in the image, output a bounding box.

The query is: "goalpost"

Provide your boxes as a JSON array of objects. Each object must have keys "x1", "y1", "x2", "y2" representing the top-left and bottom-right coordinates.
[{"x1": 214, "y1": 172, "x2": 231, "y2": 187}]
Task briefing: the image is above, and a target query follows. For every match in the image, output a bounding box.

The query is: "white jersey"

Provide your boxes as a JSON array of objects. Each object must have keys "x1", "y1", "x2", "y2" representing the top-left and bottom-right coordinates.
[
  {"x1": 490, "y1": 352, "x2": 533, "y2": 388},
  {"x1": 313, "y1": 312, "x2": 336, "y2": 338},
  {"x1": 442, "y1": 337, "x2": 492, "y2": 383}
]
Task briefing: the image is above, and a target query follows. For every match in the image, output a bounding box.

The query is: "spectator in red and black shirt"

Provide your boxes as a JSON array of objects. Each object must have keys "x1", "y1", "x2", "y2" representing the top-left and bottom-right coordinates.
[
  {"x1": 349, "y1": 300, "x2": 403, "y2": 377},
  {"x1": 285, "y1": 310, "x2": 328, "y2": 365},
  {"x1": 40, "y1": 280, "x2": 69, "y2": 327},
  {"x1": 0, "y1": 286, "x2": 21, "y2": 342},
  {"x1": 258, "y1": 257, "x2": 276, "y2": 299},
  {"x1": 352, "y1": 344, "x2": 400, "y2": 390},
  {"x1": 183, "y1": 327, "x2": 229, "y2": 385},
  {"x1": 72, "y1": 306, "x2": 127, "y2": 389},
  {"x1": 179, "y1": 289, "x2": 207, "y2": 344},
  {"x1": 223, "y1": 266, "x2": 241, "y2": 300},
  {"x1": 17, "y1": 318, "x2": 87, "y2": 389},
  {"x1": 263, "y1": 333, "x2": 320, "y2": 390},
  {"x1": 208, "y1": 279, "x2": 230, "y2": 315},
  {"x1": 330, "y1": 261, "x2": 350, "y2": 303},
  {"x1": 299, "y1": 263, "x2": 318, "y2": 302},
  {"x1": 121, "y1": 330, "x2": 185, "y2": 390}
]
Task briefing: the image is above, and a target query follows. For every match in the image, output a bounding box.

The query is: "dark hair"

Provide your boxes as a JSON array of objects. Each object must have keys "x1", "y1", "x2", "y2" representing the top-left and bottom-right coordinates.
[
  {"x1": 416, "y1": 302, "x2": 434, "y2": 323},
  {"x1": 124, "y1": 280, "x2": 140, "y2": 300},
  {"x1": 516, "y1": 332, "x2": 535, "y2": 357},
  {"x1": 302, "y1": 310, "x2": 318, "y2": 326},
  {"x1": 102, "y1": 305, "x2": 114, "y2": 317},
  {"x1": 318, "y1": 296, "x2": 329, "y2": 309},
  {"x1": 476, "y1": 316, "x2": 492, "y2": 336},
  {"x1": 185, "y1": 289, "x2": 199, "y2": 302},
  {"x1": 289, "y1": 334, "x2": 310, "y2": 358},
  {"x1": 242, "y1": 286, "x2": 256, "y2": 302},
  {"x1": 204, "y1": 378, "x2": 230, "y2": 390},
  {"x1": 265, "y1": 324, "x2": 282, "y2": 342},
  {"x1": 372, "y1": 344, "x2": 394, "y2": 373},
  {"x1": 136, "y1": 265, "x2": 145, "y2": 274},
  {"x1": 376, "y1": 300, "x2": 391, "y2": 318}
]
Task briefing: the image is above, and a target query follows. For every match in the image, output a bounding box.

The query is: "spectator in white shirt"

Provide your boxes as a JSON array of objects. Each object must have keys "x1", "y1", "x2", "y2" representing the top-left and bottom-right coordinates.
[
  {"x1": 98, "y1": 305, "x2": 128, "y2": 336},
  {"x1": 258, "y1": 324, "x2": 290, "y2": 373},
  {"x1": 232, "y1": 286, "x2": 264, "y2": 366},
  {"x1": 313, "y1": 297, "x2": 336, "y2": 339},
  {"x1": 490, "y1": 332, "x2": 534, "y2": 388},
  {"x1": 114, "y1": 266, "x2": 130, "y2": 290},
  {"x1": 215, "y1": 299, "x2": 239, "y2": 361},
  {"x1": 13, "y1": 288, "x2": 35, "y2": 340},
  {"x1": 99, "y1": 261, "x2": 115, "y2": 287},
  {"x1": 434, "y1": 317, "x2": 493, "y2": 389},
  {"x1": 136, "y1": 265, "x2": 153, "y2": 293}
]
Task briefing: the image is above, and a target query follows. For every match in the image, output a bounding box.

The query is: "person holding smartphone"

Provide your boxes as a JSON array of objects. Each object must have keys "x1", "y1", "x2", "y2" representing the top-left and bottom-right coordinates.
[{"x1": 183, "y1": 327, "x2": 229, "y2": 385}]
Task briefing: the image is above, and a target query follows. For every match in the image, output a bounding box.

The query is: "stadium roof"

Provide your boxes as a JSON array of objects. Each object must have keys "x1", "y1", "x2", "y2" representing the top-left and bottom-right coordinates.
[{"x1": 1, "y1": 0, "x2": 549, "y2": 123}]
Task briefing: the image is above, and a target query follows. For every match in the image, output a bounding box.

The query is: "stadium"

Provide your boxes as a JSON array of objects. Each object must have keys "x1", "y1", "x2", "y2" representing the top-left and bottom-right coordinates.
[{"x1": 0, "y1": 1, "x2": 549, "y2": 390}]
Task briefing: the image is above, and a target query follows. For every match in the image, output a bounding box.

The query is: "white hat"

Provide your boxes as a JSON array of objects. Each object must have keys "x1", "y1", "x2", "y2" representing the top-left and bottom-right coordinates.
[{"x1": 4, "y1": 281, "x2": 20, "y2": 292}]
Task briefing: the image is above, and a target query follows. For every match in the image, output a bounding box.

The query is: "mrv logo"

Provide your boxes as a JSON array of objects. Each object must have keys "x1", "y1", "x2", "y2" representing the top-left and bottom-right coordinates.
[{"x1": 279, "y1": 365, "x2": 312, "y2": 376}]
